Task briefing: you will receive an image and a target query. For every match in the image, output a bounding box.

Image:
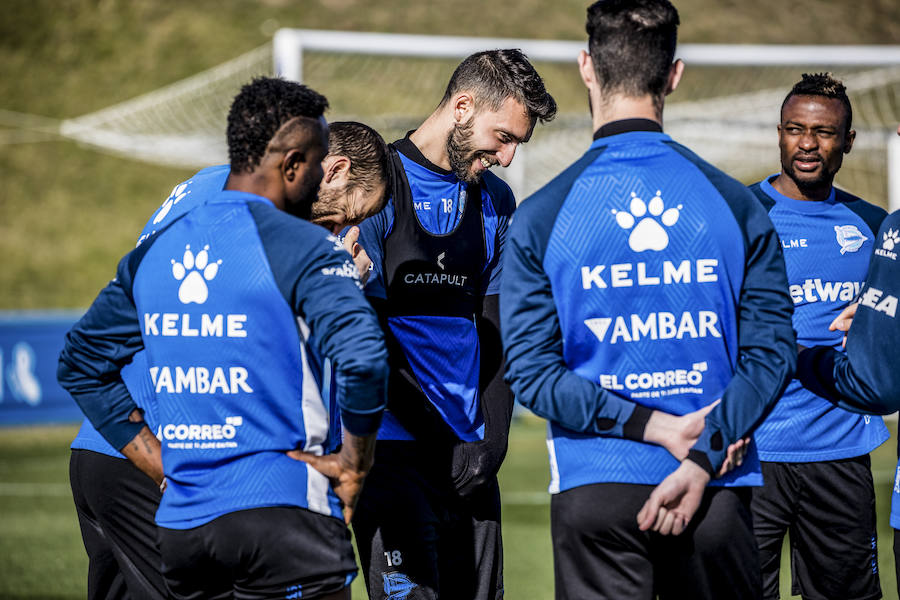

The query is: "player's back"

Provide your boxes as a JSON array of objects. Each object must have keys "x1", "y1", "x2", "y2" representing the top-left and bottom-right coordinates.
[
  {"x1": 70, "y1": 165, "x2": 231, "y2": 458},
  {"x1": 510, "y1": 127, "x2": 787, "y2": 491},
  {"x1": 132, "y1": 191, "x2": 348, "y2": 528}
]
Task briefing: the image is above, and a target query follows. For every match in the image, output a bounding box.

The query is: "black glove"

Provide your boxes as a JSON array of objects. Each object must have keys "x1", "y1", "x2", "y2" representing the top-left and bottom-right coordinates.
[{"x1": 450, "y1": 438, "x2": 507, "y2": 497}]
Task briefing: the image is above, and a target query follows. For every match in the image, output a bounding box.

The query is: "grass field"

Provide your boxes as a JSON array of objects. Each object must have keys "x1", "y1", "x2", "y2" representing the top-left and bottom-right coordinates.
[
  {"x1": 1, "y1": 417, "x2": 897, "y2": 599},
  {"x1": 2, "y1": 2, "x2": 900, "y2": 599}
]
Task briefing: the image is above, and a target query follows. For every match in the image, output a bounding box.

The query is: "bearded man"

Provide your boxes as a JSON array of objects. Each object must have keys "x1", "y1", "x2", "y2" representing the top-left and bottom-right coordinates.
[{"x1": 349, "y1": 49, "x2": 556, "y2": 600}]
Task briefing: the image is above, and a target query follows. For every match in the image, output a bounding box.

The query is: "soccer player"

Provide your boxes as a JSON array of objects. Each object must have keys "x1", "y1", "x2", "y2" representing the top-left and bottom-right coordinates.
[
  {"x1": 67, "y1": 118, "x2": 390, "y2": 600},
  {"x1": 59, "y1": 78, "x2": 389, "y2": 600},
  {"x1": 500, "y1": 1, "x2": 797, "y2": 598},
  {"x1": 795, "y1": 204, "x2": 900, "y2": 592},
  {"x1": 747, "y1": 73, "x2": 889, "y2": 600},
  {"x1": 786, "y1": 125, "x2": 900, "y2": 417},
  {"x1": 349, "y1": 50, "x2": 556, "y2": 600}
]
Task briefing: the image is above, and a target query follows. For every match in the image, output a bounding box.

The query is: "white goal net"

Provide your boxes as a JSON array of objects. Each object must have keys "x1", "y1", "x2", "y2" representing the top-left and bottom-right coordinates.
[{"x1": 55, "y1": 30, "x2": 900, "y2": 209}]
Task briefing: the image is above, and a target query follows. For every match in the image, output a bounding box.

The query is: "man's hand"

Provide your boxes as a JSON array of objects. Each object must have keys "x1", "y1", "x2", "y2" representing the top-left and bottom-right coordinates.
[
  {"x1": 644, "y1": 399, "x2": 720, "y2": 461},
  {"x1": 636, "y1": 459, "x2": 711, "y2": 535},
  {"x1": 718, "y1": 437, "x2": 750, "y2": 477},
  {"x1": 287, "y1": 431, "x2": 376, "y2": 524},
  {"x1": 120, "y1": 410, "x2": 164, "y2": 487},
  {"x1": 450, "y1": 439, "x2": 506, "y2": 497},
  {"x1": 343, "y1": 226, "x2": 372, "y2": 286},
  {"x1": 829, "y1": 302, "x2": 857, "y2": 348}
]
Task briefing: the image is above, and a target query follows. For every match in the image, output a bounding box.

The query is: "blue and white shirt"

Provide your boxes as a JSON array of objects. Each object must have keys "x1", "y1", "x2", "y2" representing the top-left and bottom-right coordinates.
[
  {"x1": 750, "y1": 175, "x2": 888, "y2": 462},
  {"x1": 501, "y1": 120, "x2": 796, "y2": 492},
  {"x1": 59, "y1": 189, "x2": 387, "y2": 529},
  {"x1": 70, "y1": 165, "x2": 231, "y2": 457}
]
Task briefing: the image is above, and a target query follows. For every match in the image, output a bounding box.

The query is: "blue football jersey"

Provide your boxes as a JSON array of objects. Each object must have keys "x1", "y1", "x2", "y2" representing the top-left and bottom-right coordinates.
[
  {"x1": 71, "y1": 165, "x2": 230, "y2": 457},
  {"x1": 59, "y1": 191, "x2": 387, "y2": 528},
  {"x1": 502, "y1": 124, "x2": 796, "y2": 491},
  {"x1": 750, "y1": 176, "x2": 888, "y2": 462}
]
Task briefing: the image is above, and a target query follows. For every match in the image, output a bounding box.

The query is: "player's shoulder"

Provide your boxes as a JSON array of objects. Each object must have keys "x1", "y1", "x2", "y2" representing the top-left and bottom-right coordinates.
[
  {"x1": 834, "y1": 187, "x2": 888, "y2": 228},
  {"x1": 246, "y1": 199, "x2": 332, "y2": 244},
  {"x1": 245, "y1": 201, "x2": 352, "y2": 280},
  {"x1": 518, "y1": 144, "x2": 608, "y2": 220},
  {"x1": 481, "y1": 171, "x2": 516, "y2": 214},
  {"x1": 747, "y1": 178, "x2": 777, "y2": 212},
  {"x1": 666, "y1": 140, "x2": 754, "y2": 200}
]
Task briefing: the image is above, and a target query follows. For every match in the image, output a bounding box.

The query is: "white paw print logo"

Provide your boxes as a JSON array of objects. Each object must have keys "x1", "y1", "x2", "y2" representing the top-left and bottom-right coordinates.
[
  {"x1": 883, "y1": 228, "x2": 900, "y2": 251},
  {"x1": 153, "y1": 182, "x2": 190, "y2": 225},
  {"x1": 171, "y1": 244, "x2": 221, "y2": 304},
  {"x1": 612, "y1": 191, "x2": 682, "y2": 252}
]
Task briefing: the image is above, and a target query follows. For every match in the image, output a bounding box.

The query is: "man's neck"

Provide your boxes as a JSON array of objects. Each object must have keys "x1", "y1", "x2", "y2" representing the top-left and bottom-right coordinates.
[
  {"x1": 591, "y1": 94, "x2": 662, "y2": 134},
  {"x1": 771, "y1": 173, "x2": 832, "y2": 202},
  {"x1": 409, "y1": 110, "x2": 452, "y2": 171},
  {"x1": 225, "y1": 169, "x2": 284, "y2": 210}
]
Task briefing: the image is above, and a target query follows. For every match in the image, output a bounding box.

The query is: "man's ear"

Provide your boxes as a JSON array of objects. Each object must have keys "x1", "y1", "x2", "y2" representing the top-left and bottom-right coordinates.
[
  {"x1": 664, "y1": 59, "x2": 684, "y2": 96},
  {"x1": 282, "y1": 148, "x2": 306, "y2": 181},
  {"x1": 843, "y1": 129, "x2": 856, "y2": 154},
  {"x1": 578, "y1": 49, "x2": 595, "y2": 90},
  {"x1": 322, "y1": 155, "x2": 351, "y2": 184},
  {"x1": 453, "y1": 93, "x2": 475, "y2": 124}
]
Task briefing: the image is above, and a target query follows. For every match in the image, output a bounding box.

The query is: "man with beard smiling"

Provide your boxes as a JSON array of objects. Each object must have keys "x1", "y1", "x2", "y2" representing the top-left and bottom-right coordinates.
[
  {"x1": 350, "y1": 50, "x2": 556, "y2": 600},
  {"x1": 748, "y1": 73, "x2": 889, "y2": 600}
]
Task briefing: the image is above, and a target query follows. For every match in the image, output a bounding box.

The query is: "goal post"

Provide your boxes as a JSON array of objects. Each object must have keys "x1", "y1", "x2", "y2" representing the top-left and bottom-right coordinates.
[
  {"x1": 52, "y1": 30, "x2": 900, "y2": 210},
  {"x1": 273, "y1": 29, "x2": 900, "y2": 209}
]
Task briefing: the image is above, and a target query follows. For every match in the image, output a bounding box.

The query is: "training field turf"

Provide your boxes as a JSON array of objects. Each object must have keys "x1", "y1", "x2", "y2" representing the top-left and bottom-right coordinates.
[{"x1": 0, "y1": 417, "x2": 897, "y2": 599}]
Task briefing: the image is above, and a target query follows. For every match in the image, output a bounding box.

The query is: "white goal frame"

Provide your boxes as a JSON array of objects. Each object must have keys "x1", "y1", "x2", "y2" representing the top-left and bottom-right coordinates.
[{"x1": 273, "y1": 29, "x2": 900, "y2": 211}]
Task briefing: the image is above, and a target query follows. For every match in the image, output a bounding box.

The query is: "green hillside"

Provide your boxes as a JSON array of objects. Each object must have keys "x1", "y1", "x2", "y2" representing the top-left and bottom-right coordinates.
[{"x1": 1, "y1": 0, "x2": 898, "y2": 309}]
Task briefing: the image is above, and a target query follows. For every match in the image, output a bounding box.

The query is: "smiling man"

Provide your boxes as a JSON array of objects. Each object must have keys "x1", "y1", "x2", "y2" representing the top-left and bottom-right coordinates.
[
  {"x1": 748, "y1": 73, "x2": 889, "y2": 600},
  {"x1": 350, "y1": 49, "x2": 556, "y2": 600}
]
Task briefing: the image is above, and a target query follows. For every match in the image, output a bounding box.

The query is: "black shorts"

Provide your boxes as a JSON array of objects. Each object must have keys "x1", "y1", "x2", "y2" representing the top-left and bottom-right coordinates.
[
  {"x1": 352, "y1": 441, "x2": 504, "y2": 600},
  {"x1": 751, "y1": 457, "x2": 881, "y2": 600},
  {"x1": 551, "y1": 482, "x2": 760, "y2": 600},
  {"x1": 157, "y1": 506, "x2": 357, "y2": 600},
  {"x1": 69, "y1": 449, "x2": 167, "y2": 600}
]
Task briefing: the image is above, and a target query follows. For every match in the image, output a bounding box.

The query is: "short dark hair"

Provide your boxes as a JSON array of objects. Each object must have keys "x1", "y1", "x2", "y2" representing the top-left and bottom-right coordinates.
[
  {"x1": 781, "y1": 73, "x2": 853, "y2": 134},
  {"x1": 585, "y1": 0, "x2": 680, "y2": 105},
  {"x1": 226, "y1": 77, "x2": 329, "y2": 173},
  {"x1": 328, "y1": 121, "x2": 390, "y2": 201},
  {"x1": 439, "y1": 49, "x2": 557, "y2": 124}
]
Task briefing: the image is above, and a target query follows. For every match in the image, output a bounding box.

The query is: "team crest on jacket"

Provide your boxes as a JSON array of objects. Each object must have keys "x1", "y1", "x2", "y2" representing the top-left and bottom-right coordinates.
[
  {"x1": 611, "y1": 191, "x2": 682, "y2": 252},
  {"x1": 834, "y1": 224, "x2": 867, "y2": 255},
  {"x1": 171, "y1": 244, "x2": 222, "y2": 305},
  {"x1": 383, "y1": 572, "x2": 417, "y2": 600}
]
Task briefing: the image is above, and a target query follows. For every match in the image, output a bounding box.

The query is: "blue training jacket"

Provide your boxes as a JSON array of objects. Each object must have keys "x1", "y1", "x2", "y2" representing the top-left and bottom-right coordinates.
[
  {"x1": 501, "y1": 121, "x2": 796, "y2": 492},
  {"x1": 786, "y1": 209, "x2": 900, "y2": 526},
  {"x1": 750, "y1": 176, "x2": 888, "y2": 462},
  {"x1": 70, "y1": 165, "x2": 231, "y2": 457},
  {"x1": 59, "y1": 189, "x2": 387, "y2": 528}
]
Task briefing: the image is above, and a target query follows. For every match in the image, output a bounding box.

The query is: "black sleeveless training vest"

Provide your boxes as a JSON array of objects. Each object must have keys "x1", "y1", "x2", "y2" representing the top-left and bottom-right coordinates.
[{"x1": 382, "y1": 138, "x2": 487, "y2": 319}]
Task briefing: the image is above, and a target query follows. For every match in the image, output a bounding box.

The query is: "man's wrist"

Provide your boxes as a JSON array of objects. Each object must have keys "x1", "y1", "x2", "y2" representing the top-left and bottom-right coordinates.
[
  {"x1": 685, "y1": 450, "x2": 715, "y2": 479},
  {"x1": 641, "y1": 409, "x2": 675, "y2": 446},
  {"x1": 624, "y1": 404, "x2": 653, "y2": 441}
]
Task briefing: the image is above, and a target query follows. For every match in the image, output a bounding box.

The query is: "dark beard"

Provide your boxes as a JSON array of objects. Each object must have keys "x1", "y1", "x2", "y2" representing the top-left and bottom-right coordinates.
[
  {"x1": 446, "y1": 117, "x2": 482, "y2": 184},
  {"x1": 784, "y1": 160, "x2": 835, "y2": 196},
  {"x1": 309, "y1": 185, "x2": 344, "y2": 231}
]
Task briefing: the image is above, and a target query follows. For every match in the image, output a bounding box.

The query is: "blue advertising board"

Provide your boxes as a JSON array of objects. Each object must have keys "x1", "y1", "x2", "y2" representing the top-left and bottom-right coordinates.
[{"x1": 0, "y1": 311, "x2": 84, "y2": 426}]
